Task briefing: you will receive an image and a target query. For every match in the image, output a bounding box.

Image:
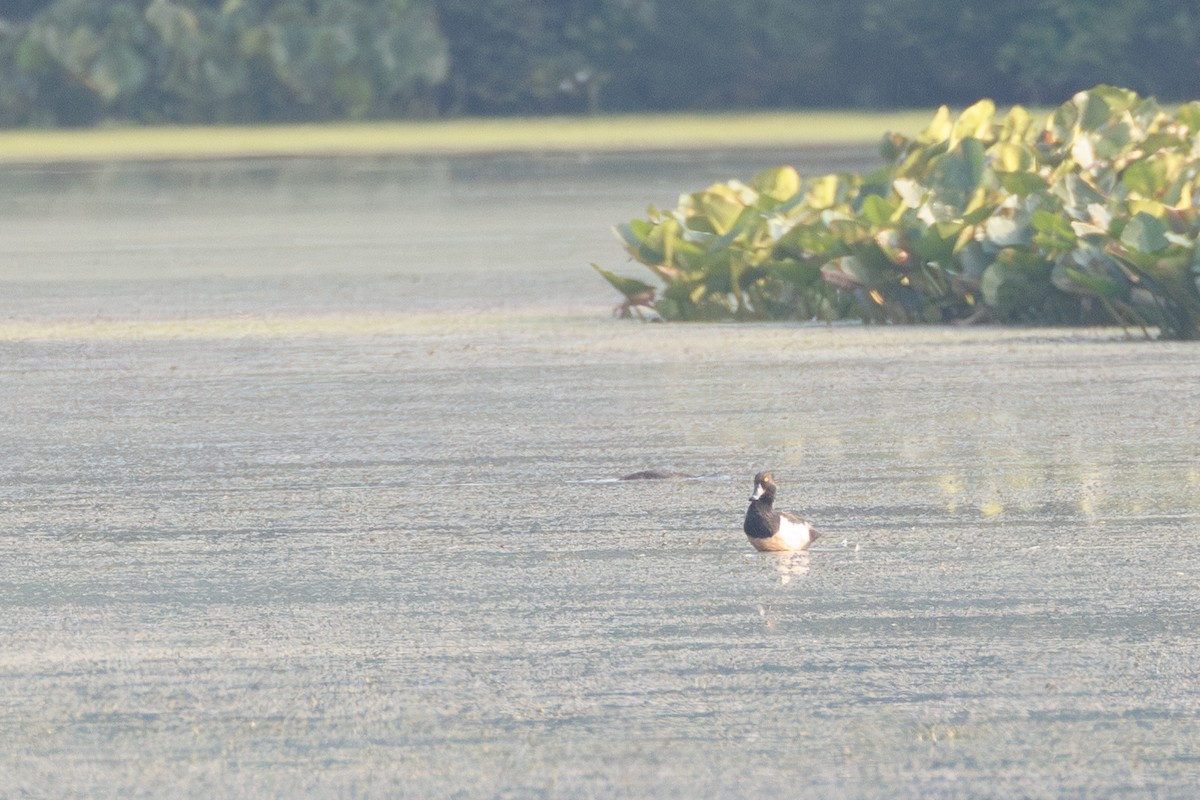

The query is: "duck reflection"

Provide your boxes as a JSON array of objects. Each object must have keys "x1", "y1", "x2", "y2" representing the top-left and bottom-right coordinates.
[{"x1": 760, "y1": 551, "x2": 811, "y2": 584}]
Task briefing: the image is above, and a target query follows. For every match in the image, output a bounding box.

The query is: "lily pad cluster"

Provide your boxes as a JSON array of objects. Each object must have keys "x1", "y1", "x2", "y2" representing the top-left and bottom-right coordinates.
[{"x1": 598, "y1": 85, "x2": 1200, "y2": 339}]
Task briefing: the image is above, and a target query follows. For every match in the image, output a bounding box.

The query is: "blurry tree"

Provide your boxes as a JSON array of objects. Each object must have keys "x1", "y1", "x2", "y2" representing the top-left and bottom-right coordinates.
[
  {"x1": 604, "y1": 0, "x2": 831, "y2": 110},
  {"x1": 2, "y1": 0, "x2": 1200, "y2": 126},
  {"x1": 0, "y1": 1, "x2": 55, "y2": 22},
  {"x1": 995, "y1": 0, "x2": 1200, "y2": 103},
  {"x1": 835, "y1": 0, "x2": 1033, "y2": 106},
  {"x1": 12, "y1": 0, "x2": 153, "y2": 125},
  {"x1": 0, "y1": 0, "x2": 448, "y2": 125},
  {"x1": 146, "y1": 0, "x2": 448, "y2": 122},
  {"x1": 434, "y1": 0, "x2": 651, "y2": 114}
]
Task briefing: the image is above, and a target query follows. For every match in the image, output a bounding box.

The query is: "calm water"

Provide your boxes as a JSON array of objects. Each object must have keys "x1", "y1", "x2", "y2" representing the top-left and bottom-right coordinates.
[{"x1": 2, "y1": 151, "x2": 1199, "y2": 798}]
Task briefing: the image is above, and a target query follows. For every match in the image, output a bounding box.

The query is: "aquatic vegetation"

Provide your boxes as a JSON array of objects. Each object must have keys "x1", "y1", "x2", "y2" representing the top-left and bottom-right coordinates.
[{"x1": 600, "y1": 86, "x2": 1200, "y2": 339}]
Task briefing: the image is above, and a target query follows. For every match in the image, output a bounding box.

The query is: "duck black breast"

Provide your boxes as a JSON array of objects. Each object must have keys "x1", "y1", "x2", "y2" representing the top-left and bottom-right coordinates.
[
  {"x1": 744, "y1": 501, "x2": 778, "y2": 539},
  {"x1": 744, "y1": 471, "x2": 780, "y2": 539}
]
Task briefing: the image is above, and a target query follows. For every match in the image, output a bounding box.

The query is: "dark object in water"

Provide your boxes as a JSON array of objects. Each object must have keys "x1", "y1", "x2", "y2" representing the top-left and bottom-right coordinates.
[{"x1": 619, "y1": 470, "x2": 691, "y2": 481}]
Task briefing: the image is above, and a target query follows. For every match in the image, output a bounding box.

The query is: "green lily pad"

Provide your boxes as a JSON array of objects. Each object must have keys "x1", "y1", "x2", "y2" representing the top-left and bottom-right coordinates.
[{"x1": 1120, "y1": 212, "x2": 1170, "y2": 254}]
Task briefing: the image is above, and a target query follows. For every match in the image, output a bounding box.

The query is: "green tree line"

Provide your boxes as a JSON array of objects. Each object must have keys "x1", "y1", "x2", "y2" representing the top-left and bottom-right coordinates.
[{"x1": 1, "y1": 0, "x2": 1199, "y2": 126}]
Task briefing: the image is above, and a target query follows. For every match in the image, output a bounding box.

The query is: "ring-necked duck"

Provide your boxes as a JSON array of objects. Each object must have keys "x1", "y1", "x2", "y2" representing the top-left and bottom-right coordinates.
[{"x1": 743, "y1": 471, "x2": 822, "y2": 552}]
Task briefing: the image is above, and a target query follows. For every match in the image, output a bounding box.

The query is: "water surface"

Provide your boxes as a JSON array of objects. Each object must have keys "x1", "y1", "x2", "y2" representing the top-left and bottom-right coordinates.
[{"x1": 1, "y1": 151, "x2": 1198, "y2": 798}]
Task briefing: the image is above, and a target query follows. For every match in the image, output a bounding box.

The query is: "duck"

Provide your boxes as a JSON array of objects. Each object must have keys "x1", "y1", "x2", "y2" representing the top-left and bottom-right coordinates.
[{"x1": 743, "y1": 471, "x2": 822, "y2": 552}]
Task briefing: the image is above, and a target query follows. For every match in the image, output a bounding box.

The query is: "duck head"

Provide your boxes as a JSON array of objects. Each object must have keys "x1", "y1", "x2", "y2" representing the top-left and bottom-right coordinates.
[{"x1": 749, "y1": 471, "x2": 777, "y2": 502}]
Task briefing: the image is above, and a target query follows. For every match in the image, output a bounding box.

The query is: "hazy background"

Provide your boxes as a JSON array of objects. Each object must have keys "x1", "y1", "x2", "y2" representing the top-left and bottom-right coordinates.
[{"x1": 1, "y1": 0, "x2": 1199, "y2": 126}]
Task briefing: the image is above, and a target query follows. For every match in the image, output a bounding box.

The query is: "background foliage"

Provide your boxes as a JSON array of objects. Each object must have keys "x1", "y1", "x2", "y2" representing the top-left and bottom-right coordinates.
[
  {"x1": 1, "y1": 0, "x2": 1200, "y2": 125},
  {"x1": 0, "y1": 0, "x2": 449, "y2": 125}
]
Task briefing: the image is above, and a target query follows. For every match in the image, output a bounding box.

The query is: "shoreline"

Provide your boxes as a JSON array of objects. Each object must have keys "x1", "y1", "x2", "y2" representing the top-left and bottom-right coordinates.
[{"x1": 0, "y1": 110, "x2": 932, "y2": 165}]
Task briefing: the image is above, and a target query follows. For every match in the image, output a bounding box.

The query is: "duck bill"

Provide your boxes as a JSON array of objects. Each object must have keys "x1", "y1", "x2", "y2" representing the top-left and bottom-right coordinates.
[{"x1": 749, "y1": 484, "x2": 765, "y2": 501}]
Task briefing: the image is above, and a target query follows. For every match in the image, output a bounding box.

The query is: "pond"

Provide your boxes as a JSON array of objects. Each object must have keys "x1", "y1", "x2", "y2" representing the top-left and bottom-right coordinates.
[{"x1": 1, "y1": 150, "x2": 1198, "y2": 798}]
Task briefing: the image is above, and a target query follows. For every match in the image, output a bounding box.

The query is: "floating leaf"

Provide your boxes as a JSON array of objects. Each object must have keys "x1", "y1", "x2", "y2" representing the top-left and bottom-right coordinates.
[
  {"x1": 1176, "y1": 102, "x2": 1200, "y2": 135},
  {"x1": 615, "y1": 219, "x2": 661, "y2": 261},
  {"x1": 984, "y1": 216, "x2": 1030, "y2": 248},
  {"x1": 920, "y1": 105, "x2": 953, "y2": 143},
  {"x1": 980, "y1": 252, "x2": 1053, "y2": 319},
  {"x1": 1031, "y1": 209, "x2": 1076, "y2": 252},
  {"x1": 1122, "y1": 152, "x2": 1186, "y2": 200},
  {"x1": 893, "y1": 178, "x2": 926, "y2": 208},
  {"x1": 992, "y1": 141, "x2": 1035, "y2": 173},
  {"x1": 928, "y1": 139, "x2": 986, "y2": 209},
  {"x1": 951, "y1": 98, "x2": 995, "y2": 147},
  {"x1": 1120, "y1": 212, "x2": 1169, "y2": 253},
  {"x1": 591, "y1": 263, "x2": 655, "y2": 299},
  {"x1": 764, "y1": 259, "x2": 822, "y2": 286},
  {"x1": 999, "y1": 105, "x2": 1033, "y2": 142},
  {"x1": 859, "y1": 193, "x2": 898, "y2": 225},
  {"x1": 996, "y1": 171, "x2": 1047, "y2": 196},
  {"x1": 750, "y1": 166, "x2": 800, "y2": 203},
  {"x1": 807, "y1": 174, "x2": 848, "y2": 209}
]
